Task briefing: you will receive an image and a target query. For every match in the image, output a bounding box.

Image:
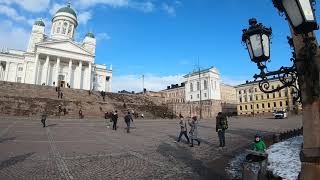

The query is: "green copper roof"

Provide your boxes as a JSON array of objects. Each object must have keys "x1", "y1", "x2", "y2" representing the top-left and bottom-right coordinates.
[
  {"x1": 34, "y1": 19, "x2": 45, "y2": 26},
  {"x1": 56, "y1": 4, "x2": 77, "y2": 18},
  {"x1": 86, "y1": 32, "x2": 95, "y2": 38}
]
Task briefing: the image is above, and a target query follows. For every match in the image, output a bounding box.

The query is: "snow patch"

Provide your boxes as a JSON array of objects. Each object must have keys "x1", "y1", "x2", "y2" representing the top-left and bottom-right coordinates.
[{"x1": 266, "y1": 136, "x2": 303, "y2": 180}]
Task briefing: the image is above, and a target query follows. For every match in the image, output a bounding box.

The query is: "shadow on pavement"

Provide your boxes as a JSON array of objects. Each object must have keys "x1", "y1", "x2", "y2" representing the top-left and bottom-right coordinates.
[
  {"x1": 0, "y1": 137, "x2": 16, "y2": 143},
  {"x1": 0, "y1": 152, "x2": 34, "y2": 170},
  {"x1": 157, "y1": 142, "x2": 226, "y2": 180},
  {"x1": 46, "y1": 124, "x2": 58, "y2": 127}
]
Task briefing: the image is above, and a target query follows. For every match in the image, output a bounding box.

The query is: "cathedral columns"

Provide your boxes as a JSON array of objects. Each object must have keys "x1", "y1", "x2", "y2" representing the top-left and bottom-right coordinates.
[
  {"x1": 33, "y1": 53, "x2": 39, "y2": 84},
  {"x1": 42, "y1": 56, "x2": 50, "y2": 85},
  {"x1": 22, "y1": 61, "x2": 28, "y2": 83},
  {"x1": 88, "y1": 62, "x2": 92, "y2": 90},
  {"x1": 4, "y1": 62, "x2": 9, "y2": 81},
  {"x1": 68, "y1": 59, "x2": 72, "y2": 87},
  {"x1": 55, "y1": 57, "x2": 60, "y2": 86},
  {"x1": 78, "y1": 60, "x2": 82, "y2": 89}
]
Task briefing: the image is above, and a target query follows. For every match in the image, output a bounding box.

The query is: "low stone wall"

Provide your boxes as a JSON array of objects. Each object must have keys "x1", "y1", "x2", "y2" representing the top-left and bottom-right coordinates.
[{"x1": 167, "y1": 100, "x2": 222, "y2": 119}]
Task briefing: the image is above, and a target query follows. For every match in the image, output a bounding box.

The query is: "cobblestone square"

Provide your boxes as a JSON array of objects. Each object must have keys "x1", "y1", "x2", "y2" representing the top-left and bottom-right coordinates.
[{"x1": 0, "y1": 116, "x2": 302, "y2": 179}]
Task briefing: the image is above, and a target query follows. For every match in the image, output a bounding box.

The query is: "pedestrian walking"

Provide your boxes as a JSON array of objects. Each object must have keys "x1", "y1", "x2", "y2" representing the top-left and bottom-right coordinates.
[
  {"x1": 177, "y1": 118, "x2": 190, "y2": 144},
  {"x1": 63, "y1": 108, "x2": 67, "y2": 116},
  {"x1": 189, "y1": 116, "x2": 200, "y2": 147},
  {"x1": 124, "y1": 112, "x2": 133, "y2": 133},
  {"x1": 79, "y1": 108, "x2": 83, "y2": 119},
  {"x1": 41, "y1": 112, "x2": 47, "y2": 128},
  {"x1": 216, "y1": 112, "x2": 228, "y2": 148},
  {"x1": 60, "y1": 91, "x2": 63, "y2": 99},
  {"x1": 112, "y1": 110, "x2": 118, "y2": 130}
]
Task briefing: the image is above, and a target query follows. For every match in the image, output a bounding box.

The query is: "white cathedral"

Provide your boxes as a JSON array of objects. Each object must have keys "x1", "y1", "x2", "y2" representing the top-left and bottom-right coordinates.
[{"x1": 0, "y1": 4, "x2": 112, "y2": 92}]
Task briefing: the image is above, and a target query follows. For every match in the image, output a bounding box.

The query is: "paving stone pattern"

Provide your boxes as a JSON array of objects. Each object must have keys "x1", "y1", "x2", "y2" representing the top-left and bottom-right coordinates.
[{"x1": 0, "y1": 116, "x2": 302, "y2": 179}]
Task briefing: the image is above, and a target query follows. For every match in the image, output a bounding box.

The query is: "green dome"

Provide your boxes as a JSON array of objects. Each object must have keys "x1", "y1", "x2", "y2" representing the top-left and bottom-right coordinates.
[
  {"x1": 86, "y1": 32, "x2": 95, "y2": 38},
  {"x1": 34, "y1": 19, "x2": 45, "y2": 26},
  {"x1": 56, "y1": 4, "x2": 77, "y2": 18}
]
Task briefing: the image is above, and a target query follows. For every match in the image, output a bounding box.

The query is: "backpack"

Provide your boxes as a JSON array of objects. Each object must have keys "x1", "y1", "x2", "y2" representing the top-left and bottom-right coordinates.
[{"x1": 222, "y1": 116, "x2": 228, "y2": 130}]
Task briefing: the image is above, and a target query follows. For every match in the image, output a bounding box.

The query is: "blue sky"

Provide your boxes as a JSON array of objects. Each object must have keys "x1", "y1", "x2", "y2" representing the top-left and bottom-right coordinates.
[{"x1": 0, "y1": 0, "x2": 319, "y2": 92}]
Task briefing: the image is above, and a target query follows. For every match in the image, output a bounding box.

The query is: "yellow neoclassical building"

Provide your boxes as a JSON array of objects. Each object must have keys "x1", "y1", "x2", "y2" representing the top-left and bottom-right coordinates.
[{"x1": 235, "y1": 78, "x2": 299, "y2": 116}]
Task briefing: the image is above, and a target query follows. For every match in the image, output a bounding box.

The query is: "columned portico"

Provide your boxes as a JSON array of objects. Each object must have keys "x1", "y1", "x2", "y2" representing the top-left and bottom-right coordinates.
[
  {"x1": 68, "y1": 59, "x2": 72, "y2": 87},
  {"x1": 33, "y1": 54, "x2": 39, "y2": 84},
  {"x1": 4, "y1": 62, "x2": 9, "y2": 81},
  {"x1": 88, "y1": 62, "x2": 92, "y2": 90},
  {"x1": 22, "y1": 62, "x2": 27, "y2": 83},
  {"x1": 78, "y1": 60, "x2": 82, "y2": 89},
  {"x1": 42, "y1": 56, "x2": 50, "y2": 85},
  {"x1": 55, "y1": 57, "x2": 60, "y2": 86}
]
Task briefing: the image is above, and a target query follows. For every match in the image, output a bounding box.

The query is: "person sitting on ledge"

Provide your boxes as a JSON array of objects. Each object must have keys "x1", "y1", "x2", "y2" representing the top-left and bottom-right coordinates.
[{"x1": 252, "y1": 134, "x2": 266, "y2": 152}]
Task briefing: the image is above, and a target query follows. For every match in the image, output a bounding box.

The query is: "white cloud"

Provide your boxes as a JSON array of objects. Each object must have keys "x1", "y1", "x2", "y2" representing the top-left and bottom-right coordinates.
[
  {"x1": 78, "y1": 11, "x2": 92, "y2": 24},
  {"x1": 0, "y1": 5, "x2": 28, "y2": 22},
  {"x1": 96, "y1": 32, "x2": 111, "y2": 41},
  {"x1": 49, "y1": 3, "x2": 64, "y2": 15},
  {"x1": 0, "y1": 20, "x2": 29, "y2": 50},
  {"x1": 0, "y1": 0, "x2": 50, "y2": 12},
  {"x1": 130, "y1": 1, "x2": 154, "y2": 13},
  {"x1": 75, "y1": 0, "x2": 130, "y2": 9},
  {"x1": 112, "y1": 74, "x2": 184, "y2": 92},
  {"x1": 162, "y1": 3, "x2": 176, "y2": 16},
  {"x1": 221, "y1": 76, "x2": 248, "y2": 86}
]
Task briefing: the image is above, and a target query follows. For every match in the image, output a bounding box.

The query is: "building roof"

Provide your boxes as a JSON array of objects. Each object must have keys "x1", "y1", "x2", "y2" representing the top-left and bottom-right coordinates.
[
  {"x1": 56, "y1": 4, "x2": 77, "y2": 18},
  {"x1": 235, "y1": 77, "x2": 279, "y2": 87},
  {"x1": 34, "y1": 19, "x2": 45, "y2": 26},
  {"x1": 183, "y1": 66, "x2": 218, "y2": 78},
  {"x1": 86, "y1": 32, "x2": 95, "y2": 38}
]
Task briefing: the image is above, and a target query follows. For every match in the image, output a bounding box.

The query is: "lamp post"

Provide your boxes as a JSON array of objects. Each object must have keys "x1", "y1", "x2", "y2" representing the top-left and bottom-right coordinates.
[
  {"x1": 242, "y1": 0, "x2": 320, "y2": 178},
  {"x1": 272, "y1": 0, "x2": 320, "y2": 179}
]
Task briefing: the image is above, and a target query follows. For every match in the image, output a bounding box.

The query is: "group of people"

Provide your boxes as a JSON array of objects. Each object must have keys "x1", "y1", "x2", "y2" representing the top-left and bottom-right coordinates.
[
  {"x1": 176, "y1": 115, "x2": 201, "y2": 147},
  {"x1": 55, "y1": 86, "x2": 63, "y2": 99},
  {"x1": 108, "y1": 110, "x2": 134, "y2": 133}
]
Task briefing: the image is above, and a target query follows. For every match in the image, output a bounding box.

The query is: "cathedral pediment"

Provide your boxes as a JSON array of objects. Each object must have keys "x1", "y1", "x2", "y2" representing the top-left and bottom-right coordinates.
[{"x1": 36, "y1": 40, "x2": 93, "y2": 56}]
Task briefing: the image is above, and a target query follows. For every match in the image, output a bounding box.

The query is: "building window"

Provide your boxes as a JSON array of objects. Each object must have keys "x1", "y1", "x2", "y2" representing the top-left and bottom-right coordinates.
[
  {"x1": 16, "y1": 77, "x2": 22, "y2": 83},
  {"x1": 250, "y1": 95, "x2": 253, "y2": 101},
  {"x1": 244, "y1": 90, "x2": 247, "y2": 94},
  {"x1": 268, "y1": 103, "x2": 270, "y2": 108},
  {"x1": 190, "y1": 83, "x2": 193, "y2": 92},
  {"x1": 256, "y1": 104, "x2": 259, "y2": 109},
  {"x1": 255, "y1": 88, "x2": 257, "y2": 92},
  {"x1": 18, "y1": 67, "x2": 23, "y2": 71},
  {"x1": 262, "y1": 103, "x2": 265, "y2": 109},
  {"x1": 239, "y1": 97, "x2": 242, "y2": 103},
  {"x1": 249, "y1": 89, "x2": 252, "y2": 93},
  {"x1": 286, "y1": 101, "x2": 288, "y2": 106},
  {"x1": 197, "y1": 82, "x2": 200, "y2": 91},
  {"x1": 240, "y1": 106, "x2": 242, "y2": 111},
  {"x1": 280, "y1": 101, "x2": 283, "y2": 107},
  {"x1": 68, "y1": 24, "x2": 73, "y2": 35},
  {"x1": 255, "y1": 95, "x2": 258, "y2": 101},
  {"x1": 274, "y1": 102, "x2": 277, "y2": 107},
  {"x1": 239, "y1": 90, "x2": 241, "y2": 94},
  {"x1": 272, "y1": 85, "x2": 275, "y2": 89},
  {"x1": 244, "y1": 96, "x2": 247, "y2": 102},
  {"x1": 62, "y1": 21, "x2": 68, "y2": 34},
  {"x1": 261, "y1": 95, "x2": 264, "y2": 100},
  {"x1": 204, "y1": 80, "x2": 208, "y2": 90},
  {"x1": 245, "y1": 105, "x2": 248, "y2": 110},
  {"x1": 197, "y1": 94, "x2": 200, "y2": 98},
  {"x1": 250, "y1": 105, "x2": 253, "y2": 109},
  {"x1": 267, "y1": 94, "x2": 270, "y2": 99},
  {"x1": 204, "y1": 93, "x2": 207, "y2": 98},
  {"x1": 190, "y1": 95, "x2": 193, "y2": 99},
  {"x1": 273, "y1": 93, "x2": 276, "y2": 98},
  {"x1": 279, "y1": 91, "x2": 282, "y2": 97}
]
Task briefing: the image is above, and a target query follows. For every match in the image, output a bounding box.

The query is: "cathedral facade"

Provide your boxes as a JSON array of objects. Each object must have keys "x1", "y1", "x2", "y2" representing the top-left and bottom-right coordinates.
[{"x1": 0, "y1": 4, "x2": 112, "y2": 92}]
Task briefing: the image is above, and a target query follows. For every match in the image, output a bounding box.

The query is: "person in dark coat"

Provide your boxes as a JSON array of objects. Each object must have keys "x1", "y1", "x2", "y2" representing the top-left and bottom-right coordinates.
[
  {"x1": 216, "y1": 112, "x2": 228, "y2": 147},
  {"x1": 177, "y1": 118, "x2": 190, "y2": 144},
  {"x1": 79, "y1": 108, "x2": 83, "y2": 119},
  {"x1": 60, "y1": 92, "x2": 63, "y2": 99},
  {"x1": 41, "y1": 112, "x2": 47, "y2": 128},
  {"x1": 189, "y1": 116, "x2": 200, "y2": 147},
  {"x1": 112, "y1": 110, "x2": 118, "y2": 130},
  {"x1": 124, "y1": 112, "x2": 133, "y2": 133}
]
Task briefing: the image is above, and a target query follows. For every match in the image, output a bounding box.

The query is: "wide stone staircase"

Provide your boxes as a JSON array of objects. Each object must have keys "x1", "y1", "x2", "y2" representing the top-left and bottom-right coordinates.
[{"x1": 0, "y1": 81, "x2": 170, "y2": 119}]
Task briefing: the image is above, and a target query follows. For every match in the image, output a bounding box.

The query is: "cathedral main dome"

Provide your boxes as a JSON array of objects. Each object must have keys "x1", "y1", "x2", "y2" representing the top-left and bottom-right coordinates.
[{"x1": 56, "y1": 4, "x2": 77, "y2": 18}]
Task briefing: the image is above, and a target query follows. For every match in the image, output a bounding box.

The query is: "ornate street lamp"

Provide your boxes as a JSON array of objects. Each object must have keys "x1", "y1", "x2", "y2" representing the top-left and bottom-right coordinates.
[
  {"x1": 242, "y1": 18, "x2": 272, "y2": 63},
  {"x1": 273, "y1": 0, "x2": 318, "y2": 34},
  {"x1": 242, "y1": 18, "x2": 301, "y2": 102}
]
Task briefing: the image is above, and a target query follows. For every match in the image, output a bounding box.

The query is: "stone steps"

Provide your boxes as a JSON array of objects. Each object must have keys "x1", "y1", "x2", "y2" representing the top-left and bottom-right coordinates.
[{"x1": 0, "y1": 81, "x2": 169, "y2": 119}]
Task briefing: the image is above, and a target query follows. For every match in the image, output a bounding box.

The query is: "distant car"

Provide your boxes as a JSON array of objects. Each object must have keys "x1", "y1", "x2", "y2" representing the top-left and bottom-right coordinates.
[{"x1": 274, "y1": 111, "x2": 287, "y2": 119}]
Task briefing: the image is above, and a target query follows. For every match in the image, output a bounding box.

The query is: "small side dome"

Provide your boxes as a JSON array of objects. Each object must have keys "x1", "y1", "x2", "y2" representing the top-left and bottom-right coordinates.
[
  {"x1": 34, "y1": 19, "x2": 45, "y2": 26},
  {"x1": 86, "y1": 32, "x2": 95, "y2": 38},
  {"x1": 56, "y1": 4, "x2": 77, "y2": 18}
]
